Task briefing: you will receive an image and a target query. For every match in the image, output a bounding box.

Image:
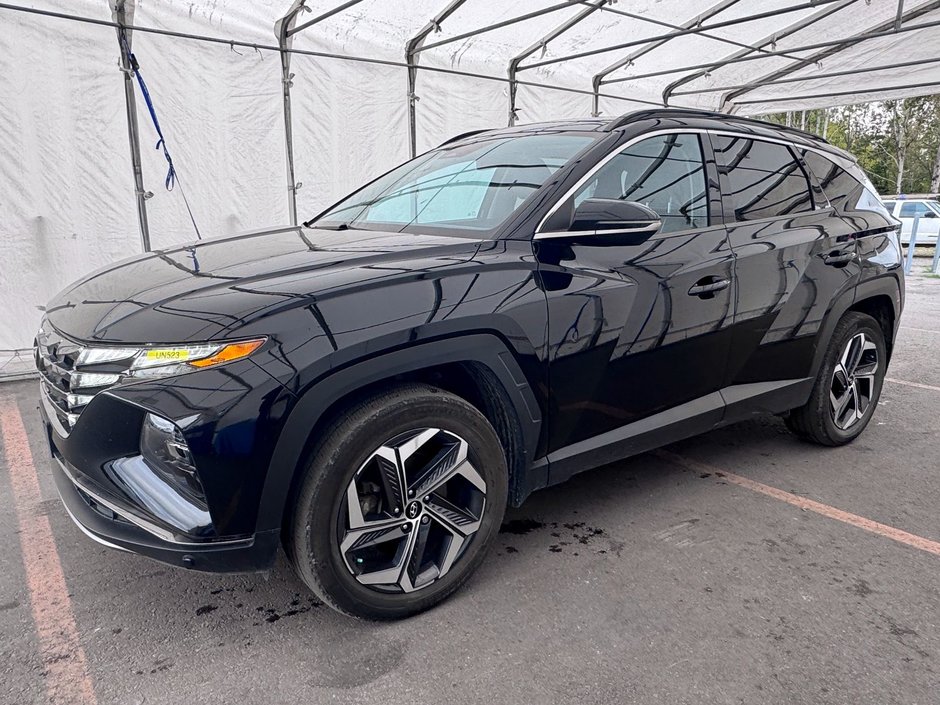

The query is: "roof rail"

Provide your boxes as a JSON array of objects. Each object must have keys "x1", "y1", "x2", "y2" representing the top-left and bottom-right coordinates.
[
  {"x1": 603, "y1": 108, "x2": 830, "y2": 144},
  {"x1": 437, "y1": 128, "x2": 493, "y2": 147}
]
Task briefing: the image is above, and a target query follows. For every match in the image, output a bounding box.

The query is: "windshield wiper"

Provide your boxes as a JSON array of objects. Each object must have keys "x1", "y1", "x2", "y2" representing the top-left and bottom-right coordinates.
[{"x1": 305, "y1": 221, "x2": 359, "y2": 231}]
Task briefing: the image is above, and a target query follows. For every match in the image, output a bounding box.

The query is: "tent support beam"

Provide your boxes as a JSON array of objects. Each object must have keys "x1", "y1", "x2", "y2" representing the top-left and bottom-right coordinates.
[
  {"x1": 406, "y1": 0, "x2": 467, "y2": 157},
  {"x1": 287, "y1": 0, "x2": 364, "y2": 38},
  {"x1": 508, "y1": 0, "x2": 608, "y2": 126},
  {"x1": 671, "y1": 56, "x2": 940, "y2": 96},
  {"x1": 275, "y1": 0, "x2": 307, "y2": 226},
  {"x1": 656, "y1": 0, "x2": 855, "y2": 109},
  {"x1": 111, "y1": 0, "x2": 151, "y2": 252},
  {"x1": 585, "y1": 1, "x2": 808, "y2": 64},
  {"x1": 414, "y1": 1, "x2": 585, "y2": 55},
  {"x1": 734, "y1": 79, "x2": 940, "y2": 107},
  {"x1": 520, "y1": 0, "x2": 846, "y2": 71},
  {"x1": 720, "y1": 0, "x2": 940, "y2": 110},
  {"x1": 589, "y1": 0, "x2": 741, "y2": 116},
  {"x1": 600, "y1": 15, "x2": 940, "y2": 86}
]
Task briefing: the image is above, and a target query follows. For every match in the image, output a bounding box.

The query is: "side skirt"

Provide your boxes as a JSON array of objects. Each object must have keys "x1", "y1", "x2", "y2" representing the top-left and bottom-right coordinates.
[{"x1": 530, "y1": 378, "x2": 812, "y2": 496}]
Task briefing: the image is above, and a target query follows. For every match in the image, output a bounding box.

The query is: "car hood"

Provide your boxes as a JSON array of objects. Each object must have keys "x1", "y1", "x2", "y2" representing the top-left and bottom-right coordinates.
[{"x1": 44, "y1": 226, "x2": 483, "y2": 344}]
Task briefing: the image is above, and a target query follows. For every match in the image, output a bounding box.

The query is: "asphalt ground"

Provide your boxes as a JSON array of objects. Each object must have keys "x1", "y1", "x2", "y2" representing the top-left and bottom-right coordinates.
[{"x1": 1, "y1": 268, "x2": 938, "y2": 705}]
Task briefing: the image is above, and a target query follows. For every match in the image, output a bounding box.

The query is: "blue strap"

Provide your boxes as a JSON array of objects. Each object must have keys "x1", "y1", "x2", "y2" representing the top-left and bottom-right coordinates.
[
  {"x1": 121, "y1": 32, "x2": 176, "y2": 191},
  {"x1": 120, "y1": 30, "x2": 201, "y2": 239}
]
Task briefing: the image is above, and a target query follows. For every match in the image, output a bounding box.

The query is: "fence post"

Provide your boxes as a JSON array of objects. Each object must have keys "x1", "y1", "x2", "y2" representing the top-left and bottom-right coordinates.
[
  {"x1": 904, "y1": 212, "x2": 921, "y2": 274},
  {"x1": 931, "y1": 228, "x2": 940, "y2": 274}
]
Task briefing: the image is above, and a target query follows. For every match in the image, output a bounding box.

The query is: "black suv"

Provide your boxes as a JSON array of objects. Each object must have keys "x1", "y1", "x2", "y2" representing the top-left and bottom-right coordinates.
[{"x1": 37, "y1": 109, "x2": 903, "y2": 619}]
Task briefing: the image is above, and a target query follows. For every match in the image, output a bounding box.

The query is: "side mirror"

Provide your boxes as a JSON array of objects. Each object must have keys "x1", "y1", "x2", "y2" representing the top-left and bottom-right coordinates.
[{"x1": 569, "y1": 198, "x2": 661, "y2": 237}]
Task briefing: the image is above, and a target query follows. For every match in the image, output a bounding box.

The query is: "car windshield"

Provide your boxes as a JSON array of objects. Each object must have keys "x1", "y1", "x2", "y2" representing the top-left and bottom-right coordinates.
[{"x1": 309, "y1": 133, "x2": 597, "y2": 236}]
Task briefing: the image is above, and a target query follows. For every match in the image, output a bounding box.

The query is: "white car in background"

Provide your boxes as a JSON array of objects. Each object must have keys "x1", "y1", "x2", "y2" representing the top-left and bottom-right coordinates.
[{"x1": 880, "y1": 198, "x2": 940, "y2": 245}]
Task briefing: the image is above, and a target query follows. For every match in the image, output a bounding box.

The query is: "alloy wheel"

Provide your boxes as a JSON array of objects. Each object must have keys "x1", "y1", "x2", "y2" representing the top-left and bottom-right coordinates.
[
  {"x1": 829, "y1": 331, "x2": 879, "y2": 430},
  {"x1": 338, "y1": 428, "x2": 487, "y2": 593}
]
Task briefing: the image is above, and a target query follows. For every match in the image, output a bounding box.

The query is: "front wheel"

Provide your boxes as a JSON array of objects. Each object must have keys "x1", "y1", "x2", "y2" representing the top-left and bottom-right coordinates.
[
  {"x1": 786, "y1": 311, "x2": 886, "y2": 446},
  {"x1": 286, "y1": 384, "x2": 508, "y2": 619}
]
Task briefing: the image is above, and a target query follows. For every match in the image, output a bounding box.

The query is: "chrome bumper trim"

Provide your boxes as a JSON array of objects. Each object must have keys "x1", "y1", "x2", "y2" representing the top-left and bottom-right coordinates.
[
  {"x1": 56, "y1": 490, "x2": 131, "y2": 553},
  {"x1": 53, "y1": 455, "x2": 246, "y2": 548}
]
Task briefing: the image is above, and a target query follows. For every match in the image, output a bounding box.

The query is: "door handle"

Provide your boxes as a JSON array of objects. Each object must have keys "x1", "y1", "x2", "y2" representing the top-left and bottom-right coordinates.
[
  {"x1": 823, "y1": 249, "x2": 855, "y2": 266},
  {"x1": 688, "y1": 276, "x2": 730, "y2": 298}
]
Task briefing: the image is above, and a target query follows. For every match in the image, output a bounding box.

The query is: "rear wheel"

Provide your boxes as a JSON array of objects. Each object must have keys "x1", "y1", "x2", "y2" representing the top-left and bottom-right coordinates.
[
  {"x1": 785, "y1": 312, "x2": 886, "y2": 446},
  {"x1": 286, "y1": 384, "x2": 508, "y2": 619}
]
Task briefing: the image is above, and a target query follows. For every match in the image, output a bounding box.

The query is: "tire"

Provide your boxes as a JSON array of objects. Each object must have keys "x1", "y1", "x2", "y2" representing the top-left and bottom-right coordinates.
[
  {"x1": 785, "y1": 312, "x2": 886, "y2": 446},
  {"x1": 285, "y1": 383, "x2": 508, "y2": 620}
]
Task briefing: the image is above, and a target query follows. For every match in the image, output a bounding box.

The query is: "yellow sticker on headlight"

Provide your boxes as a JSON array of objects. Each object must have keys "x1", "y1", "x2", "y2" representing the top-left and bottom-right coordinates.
[{"x1": 144, "y1": 349, "x2": 191, "y2": 361}]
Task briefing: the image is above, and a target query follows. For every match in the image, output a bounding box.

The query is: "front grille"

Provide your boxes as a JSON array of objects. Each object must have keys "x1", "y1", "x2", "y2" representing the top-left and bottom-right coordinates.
[{"x1": 35, "y1": 320, "x2": 133, "y2": 436}]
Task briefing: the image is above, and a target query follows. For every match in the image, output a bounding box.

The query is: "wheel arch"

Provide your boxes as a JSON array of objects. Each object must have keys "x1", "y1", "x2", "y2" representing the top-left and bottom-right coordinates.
[
  {"x1": 811, "y1": 274, "x2": 902, "y2": 379},
  {"x1": 256, "y1": 334, "x2": 544, "y2": 536}
]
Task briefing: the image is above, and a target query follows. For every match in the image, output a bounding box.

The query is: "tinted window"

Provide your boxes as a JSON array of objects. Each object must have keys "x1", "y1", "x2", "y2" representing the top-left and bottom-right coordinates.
[
  {"x1": 801, "y1": 150, "x2": 864, "y2": 210},
  {"x1": 313, "y1": 134, "x2": 596, "y2": 235},
  {"x1": 881, "y1": 200, "x2": 896, "y2": 212},
  {"x1": 714, "y1": 136, "x2": 813, "y2": 221},
  {"x1": 573, "y1": 133, "x2": 708, "y2": 233}
]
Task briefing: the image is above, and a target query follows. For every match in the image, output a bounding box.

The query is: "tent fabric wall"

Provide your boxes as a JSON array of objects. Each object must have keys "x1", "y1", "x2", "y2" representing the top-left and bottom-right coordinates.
[{"x1": 2, "y1": 0, "x2": 940, "y2": 367}]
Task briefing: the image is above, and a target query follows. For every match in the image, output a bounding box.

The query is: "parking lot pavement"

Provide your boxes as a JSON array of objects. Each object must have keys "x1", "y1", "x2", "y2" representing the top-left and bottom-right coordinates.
[{"x1": 2, "y1": 271, "x2": 938, "y2": 705}]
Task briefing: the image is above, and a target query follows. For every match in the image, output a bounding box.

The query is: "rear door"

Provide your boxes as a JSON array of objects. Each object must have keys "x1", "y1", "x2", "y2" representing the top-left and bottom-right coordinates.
[
  {"x1": 711, "y1": 133, "x2": 861, "y2": 412},
  {"x1": 537, "y1": 131, "x2": 735, "y2": 476}
]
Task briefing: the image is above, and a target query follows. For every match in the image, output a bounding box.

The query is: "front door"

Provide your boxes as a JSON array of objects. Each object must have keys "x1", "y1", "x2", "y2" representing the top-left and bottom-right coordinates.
[{"x1": 536, "y1": 131, "x2": 735, "y2": 479}]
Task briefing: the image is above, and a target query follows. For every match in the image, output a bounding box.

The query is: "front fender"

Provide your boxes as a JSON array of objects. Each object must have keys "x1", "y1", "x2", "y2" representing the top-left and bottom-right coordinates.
[{"x1": 254, "y1": 333, "x2": 543, "y2": 534}]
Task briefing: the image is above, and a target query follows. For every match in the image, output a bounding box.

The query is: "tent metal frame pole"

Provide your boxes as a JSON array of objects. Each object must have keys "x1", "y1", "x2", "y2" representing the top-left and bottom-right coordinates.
[
  {"x1": 406, "y1": 0, "x2": 467, "y2": 157},
  {"x1": 112, "y1": 0, "x2": 151, "y2": 253},
  {"x1": 519, "y1": 0, "x2": 846, "y2": 71},
  {"x1": 600, "y1": 16, "x2": 940, "y2": 86},
  {"x1": 670, "y1": 56, "x2": 940, "y2": 96},
  {"x1": 662, "y1": 0, "x2": 858, "y2": 104},
  {"x1": 589, "y1": 0, "x2": 741, "y2": 116},
  {"x1": 287, "y1": 0, "x2": 364, "y2": 37},
  {"x1": 584, "y1": 0, "x2": 808, "y2": 63},
  {"x1": 414, "y1": 1, "x2": 585, "y2": 55},
  {"x1": 275, "y1": 0, "x2": 307, "y2": 227},
  {"x1": 508, "y1": 0, "x2": 608, "y2": 126},
  {"x1": 0, "y1": 2, "x2": 684, "y2": 109},
  {"x1": 719, "y1": 0, "x2": 940, "y2": 110},
  {"x1": 733, "y1": 79, "x2": 940, "y2": 106}
]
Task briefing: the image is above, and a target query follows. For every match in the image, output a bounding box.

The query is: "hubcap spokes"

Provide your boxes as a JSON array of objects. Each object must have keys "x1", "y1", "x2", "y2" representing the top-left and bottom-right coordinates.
[
  {"x1": 339, "y1": 428, "x2": 486, "y2": 593},
  {"x1": 830, "y1": 332, "x2": 879, "y2": 430}
]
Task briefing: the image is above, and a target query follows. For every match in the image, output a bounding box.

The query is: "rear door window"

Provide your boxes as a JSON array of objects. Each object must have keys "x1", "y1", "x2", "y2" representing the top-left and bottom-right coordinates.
[{"x1": 713, "y1": 136, "x2": 813, "y2": 221}]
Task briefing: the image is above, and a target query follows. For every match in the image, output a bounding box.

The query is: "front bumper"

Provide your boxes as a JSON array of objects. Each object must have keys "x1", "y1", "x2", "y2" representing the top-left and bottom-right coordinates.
[
  {"x1": 38, "y1": 357, "x2": 293, "y2": 573},
  {"x1": 50, "y1": 446, "x2": 279, "y2": 572}
]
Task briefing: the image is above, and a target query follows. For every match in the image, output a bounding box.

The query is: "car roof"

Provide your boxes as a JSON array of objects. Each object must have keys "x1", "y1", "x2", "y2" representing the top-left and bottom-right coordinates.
[{"x1": 445, "y1": 108, "x2": 853, "y2": 163}]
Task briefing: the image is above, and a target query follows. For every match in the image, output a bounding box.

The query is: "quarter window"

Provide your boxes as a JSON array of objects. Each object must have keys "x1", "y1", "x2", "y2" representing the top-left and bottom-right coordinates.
[
  {"x1": 714, "y1": 136, "x2": 813, "y2": 221},
  {"x1": 572, "y1": 133, "x2": 709, "y2": 234},
  {"x1": 801, "y1": 150, "x2": 862, "y2": 210}
]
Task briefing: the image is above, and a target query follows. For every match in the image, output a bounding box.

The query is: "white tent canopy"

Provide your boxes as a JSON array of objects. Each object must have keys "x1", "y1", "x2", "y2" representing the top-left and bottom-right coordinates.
[{"x1": 2, "y1": 0, "x2": 939, "y2": 364}]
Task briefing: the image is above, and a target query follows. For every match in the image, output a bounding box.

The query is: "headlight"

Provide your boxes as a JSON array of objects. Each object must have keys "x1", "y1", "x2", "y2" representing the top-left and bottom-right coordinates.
[{"x1": 76, "y1": 338, "x2": 266, "y2": 379}]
